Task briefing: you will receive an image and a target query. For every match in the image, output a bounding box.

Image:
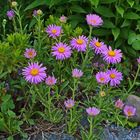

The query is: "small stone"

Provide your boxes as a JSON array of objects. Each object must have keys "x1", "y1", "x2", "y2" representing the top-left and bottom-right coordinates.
[{"x1": 126, "y1": 95, "x2": 140, "y2": 122}]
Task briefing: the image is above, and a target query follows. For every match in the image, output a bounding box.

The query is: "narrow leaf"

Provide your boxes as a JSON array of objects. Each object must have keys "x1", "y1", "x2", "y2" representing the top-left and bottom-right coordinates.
[
  {"x1": 112, "y1": 28, "x2": 120, "y2": 40},
  {"x1": 127, "y1": 0, "x2": 134, "y2": 7},
  {"x1": 116, "y1": 6, "x2": 124, "y2": 17}
]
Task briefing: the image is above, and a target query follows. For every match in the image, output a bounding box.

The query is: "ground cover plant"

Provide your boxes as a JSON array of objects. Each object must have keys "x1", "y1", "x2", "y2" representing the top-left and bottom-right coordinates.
[{"x1": 0, "y1": 1, "x2": 140, "y2": 140}]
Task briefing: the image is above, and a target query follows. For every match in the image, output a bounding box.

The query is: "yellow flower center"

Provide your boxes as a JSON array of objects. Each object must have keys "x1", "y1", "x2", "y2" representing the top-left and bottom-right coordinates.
[
  {"x1": 76, "y1": 39, "x2": 84, "y2": 45},
  {"x1": 52, "y1": 29, "x2": 57, "y2": 34},
  {"x1": 100, "y1": 77, "x2": 105, "y2": 81},
  {"x1": 28, "y1": 51, "x2": 33, "y2": 57},
  {"x1": 58, "y1": 47, "x2": 65, "y2": 53},
  {"x1": 110, "y1": 73, "x2": 116, "y2": 79},
  {"x1": 90, "y1": 19, "x2": 96, "y2": 24},
  {"x1": 30, "y1": 68, "x2": 39, "y2": 76},
  {"x1": 108, "y1": 51, "x2": 116, "y2": 57},
  {"x1": 127, "y1": 110, "x2": 132, "y2": 116},
  {"x1": 95, "y1": 41, "x2": 101, "y2": 47}
]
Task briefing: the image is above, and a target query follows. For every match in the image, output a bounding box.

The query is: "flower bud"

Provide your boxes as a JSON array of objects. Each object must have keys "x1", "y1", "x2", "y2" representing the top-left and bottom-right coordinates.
[
  {"x1": 59, "y1": 15, "x2": 67, "y2": 23},
  {"x1": 37, "y1": 9, "x2": 43, "y2": 16},
  {"x1": 100, "y1": 91, "x2": 106, "y2": 97},
  {"x1": 11, "y1": 1, "x2": 18, "y2": 7}
]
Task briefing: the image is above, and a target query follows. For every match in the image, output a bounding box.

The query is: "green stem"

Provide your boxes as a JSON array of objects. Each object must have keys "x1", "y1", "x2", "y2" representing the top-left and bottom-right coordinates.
[
  {"x1": 58, "y1": 61, "x2": 62, "y2": 83},
  {"x1": 89, "y1": 117, "x2": 93, "y2": 139},
  {"x1": 15, "y1": 7, "x2": 23, "y2": 34},
  {"x1": 37, "y1": 16, "x2": 42, "y2": 53},
  {"x1": 68, "y1": 109, "x2": 73, "y2": 134},
  {"x1": 82, "y1": 26, "x2": 93, "y2": 70},
  {"x1": 128, "y1": 65, "x2": 140, "y2": 93},
  {"x1": 13, "y1": 18, "x2": 17, "y2": 32},
  {"x1": 72, "y1": 79, "x2": 77, "y2": 100},
  {"x1": 47, "y1": 87, "x2": 52, "y2": 119}
]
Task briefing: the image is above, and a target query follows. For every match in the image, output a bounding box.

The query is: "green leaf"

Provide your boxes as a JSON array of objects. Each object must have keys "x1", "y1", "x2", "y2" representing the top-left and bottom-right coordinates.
[
  {"x1": 115, "y1": 39, "x2": 123, "y2": 48},
  {"x1": 7, "y1": 136, "x2": 14, "y2": 140},
  {"x1": 24, "y1": 0, "x2": 50, "y2": 11},
  {"x1": 134, "y1": 5, "x2": 140, "y2": 11},
  {"x1": 7, "y1": 110, "x2": 16, "y2": 117},
  {"x1": 0, "y1": 118, "x2": 5, "y2": 131},
  {"x1": 60, "y1": 81, "x2": 69, "y2": 93},
  {"x1": 0, "y1": 71, "x2": 9, "y2": 79},
  {"x1": 126, "y1": 46, "x2": 137, "y2": 57},
  {"x1": 69, "y1": 15, "x2": 83, "y2": 28},
  {"x1": 112, "y1": 28, "x2": 120, "y2": 40},
  {"x1": 100, "y1": 0, "x2": 116, "y2": 4},
  {"x1": 136, "y1": 34, "x2": 140, "y2": 40},
  {"x1": 132, "y1": 40, "x2": 140, "y2": 50},
  {"x1": 120, "y1": 28, "x2": 129, "y2": 39},
  {"x1": 127, "y1": 0, "x2": 134, "y2": 7},
  {"x1": 124, "y1": 12, "x2": 140, "y2": 19},
  {"x1": 116, "y1": 6, "x2": 124, "y2": 17},
  {"x1": 93, "y1": 6, "x2": 115, "y2": 17},
  {"x1": 90, "y1": 0, "x2": 99, "y2": 8},
  {"x1": 128, "y1": 32, "x2": 137, "y2": 45},
  {"x1": 70, "y1": 5, "x2": 87, "y2": 13},
  {"x1": 49, "y1": 0, "x2": 67, "y2": 8},
  {"x1": 121, "y1": 20, "x2": 131, "y2": 27},
  {"x1": 102, "y1": 20, "x2": 115, "y2": 28},
  {"x1": 92, "y1": 29, "x2": 111, "y2": 36}
]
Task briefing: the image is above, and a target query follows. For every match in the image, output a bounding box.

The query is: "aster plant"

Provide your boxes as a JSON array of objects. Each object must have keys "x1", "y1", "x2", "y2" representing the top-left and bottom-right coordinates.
[{"x1": 1, "y1": 2, "x2": 140, "y2": 139}]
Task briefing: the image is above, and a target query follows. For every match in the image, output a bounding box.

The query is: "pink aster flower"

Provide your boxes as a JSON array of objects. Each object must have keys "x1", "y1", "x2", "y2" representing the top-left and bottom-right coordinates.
[
  {"x1": 24, "y1": 48, "x2": 37, "y2": 59},
  {"x1": 123, "y1": 105, "x2": 136, "y2": 117},
  {"x1": 52, "y1": 42, "x2": 71, "y2": 60},
  {"x1": 96, "y1": 72, "x2": 109, "y2": 84},
  {"x1": 45, "y1": 76, "x2": 57, "y2": 86},
  {"x1": 102, "y1": 46, "x2": 122, "y2": 64},
  {"x1": 107, "y1": 68, "x2": 123, "y2": 86},
  {"x1": 45, "y1": 24, "x2": 62, "y2": 38},
  {"x1": 59, "y1": 15, "x2": 67, "y2": 23},
  {"x1": 86, "y1": 14, "x2": 103, "y2": 27},
  {"x1": 115, "y1": 99, "x2": 124, "y2": 109},
  {"x1": 86, "y1": 107, "x2": 100, "y2": 116},
  {"x1": 72, "y1": 68, "x2": 83, "y2": 78},
  {"x1": 64, "y1": 99, "x2": 75, "y2": 109},
  {"x1": 70, "y1": 35, "x2": 88, "y2": 52},
  {"x1": 137, "y1": 57, "x2": 140, "y2": 64},
  {"x1": 90, "y1": 38, "x2": 107, "y2": 54},
  {"x1": 22, "y1": 62, "x2": 46, "y2": 84}
]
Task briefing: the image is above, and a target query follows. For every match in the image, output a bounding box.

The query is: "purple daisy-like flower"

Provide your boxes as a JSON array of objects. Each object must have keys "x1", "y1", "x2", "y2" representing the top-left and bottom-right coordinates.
[
  {"x1": 86, "y1": 14, "x2": 103, "y2": 27},
  {"x1": 123, "y1": 105, "x2": 136, "y2": 117},
  {"x1": 72, "y1": 68, "x2": 83, "y2": 78},
  {"x1": 102, "y1": 46, "x2": 122, "y2": 64},
  {"x1": 22, "y1": 62, "x2": 46, "y2": 84},
  {"x1": 137, "y1": 57, "x2": 140, "y2": 64},
  {"x1": 52, "y1": 42, "x2": 72, "y2": 60},
  {"x1": 64, "y1": 99, "x2": 75, "y2": 109},
  {"x1": 90, "y1": 38, "x2": 107, "y2": 54},
  {"x1": 70, "y1": 35, "x2": 88, "y2": 52},
  {"x1": 96, "y1": 72, "x2": 109, "y2": 84},
  {"x1": 107, "y1": 68, "x2": 123, "y2": 86},
  {"x1": 7, "y1": 10, "x2": 15, "y2": 20},
  {"x1": 45, "y1": 24, "x2": 62, "y2": 38},
  {"x1": 115, "y1": 99, "x2": 124, "y2": 109},
  {"x1": 24, "y1": 48, "x2": 37, "y2": 59},
  {"x1": 86, "y1": 107, "x2": 100, "y2": 116},
  {"x1": 45, "y1": 76, "x2": 57, "y2": 86}
]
